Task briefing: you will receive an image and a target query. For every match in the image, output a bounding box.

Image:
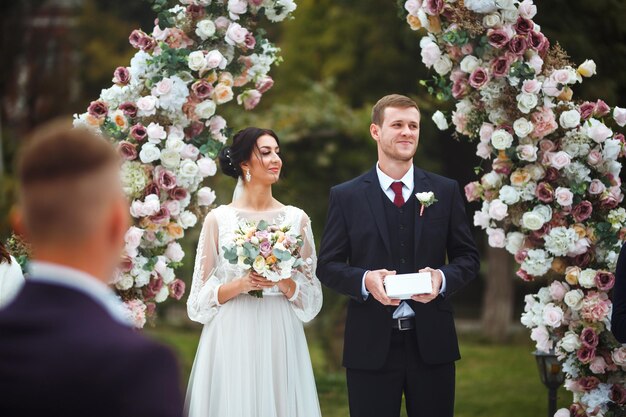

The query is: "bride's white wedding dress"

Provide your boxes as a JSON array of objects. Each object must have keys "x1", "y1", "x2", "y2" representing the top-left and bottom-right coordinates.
[{"x1": 185, "y1": 205, "x2": 323, "y2": 417}]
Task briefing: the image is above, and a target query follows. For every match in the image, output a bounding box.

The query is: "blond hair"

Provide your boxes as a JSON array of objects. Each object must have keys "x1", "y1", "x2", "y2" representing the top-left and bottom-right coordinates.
[
  {"x1": 17, "y1": 119, "x2": 121, "y2": 242},
  {"x1": 371, "y1": 94, "x2": 420, "y2": 126}
]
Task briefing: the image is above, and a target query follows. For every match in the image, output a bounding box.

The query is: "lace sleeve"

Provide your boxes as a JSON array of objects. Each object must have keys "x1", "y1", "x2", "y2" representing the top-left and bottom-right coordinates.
[
  {"x1": 288, "y1": 211, "x2": 323, "y2": 323},
  {"x1": 187, "y1": 211, "x2": 223, "y2": 325}
]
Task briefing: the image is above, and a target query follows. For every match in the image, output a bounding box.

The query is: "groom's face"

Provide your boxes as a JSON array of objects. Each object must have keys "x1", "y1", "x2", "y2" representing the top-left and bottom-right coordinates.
[{"x1": 371, "y1": 106, "x2": 420, "y2": 162}]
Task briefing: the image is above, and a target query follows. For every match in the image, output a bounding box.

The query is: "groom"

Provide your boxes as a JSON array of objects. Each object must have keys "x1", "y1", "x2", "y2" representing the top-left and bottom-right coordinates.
[{"x1": 317, "y1": 94, "x2": 479, "y2": 417}]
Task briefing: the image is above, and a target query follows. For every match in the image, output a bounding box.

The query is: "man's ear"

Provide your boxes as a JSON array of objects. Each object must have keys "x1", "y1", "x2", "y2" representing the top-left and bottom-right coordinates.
[{"x1": 370, "y1": 123, "x2": 380, "y2": 141}]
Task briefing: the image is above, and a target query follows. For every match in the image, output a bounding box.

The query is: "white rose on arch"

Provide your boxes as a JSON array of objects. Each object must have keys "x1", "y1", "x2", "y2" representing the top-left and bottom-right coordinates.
[
  {"x1": 491, "y1": 129, "x2": 513, "y2": 150},
  {"x1": 432, "y1": 111, "x2": 449, "y2": 130}
]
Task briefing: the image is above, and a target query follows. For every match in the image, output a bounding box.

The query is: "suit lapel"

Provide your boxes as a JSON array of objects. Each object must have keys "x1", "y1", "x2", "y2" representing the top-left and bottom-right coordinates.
[
  {"x1": 413, "y1": 167, "x2": 431, "y2": 259},
  {"x1": 363, "y1": 167, "x2": 392, "y2": 257}
]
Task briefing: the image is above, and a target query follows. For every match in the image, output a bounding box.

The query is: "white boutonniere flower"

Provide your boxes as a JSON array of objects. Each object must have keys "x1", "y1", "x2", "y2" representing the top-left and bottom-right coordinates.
[{"x1": 415, "y1": 192, "x2": 438, "y2": 216}]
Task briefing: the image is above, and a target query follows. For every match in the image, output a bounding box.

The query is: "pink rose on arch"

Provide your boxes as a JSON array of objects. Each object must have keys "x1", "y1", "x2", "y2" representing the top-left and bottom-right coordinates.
[
  {"x1": 88, "y1": 100, "x2": 108, "y2": 119},
  {"x1": 191, "y1": 80, "x2": 214, "y2": 100},
  {"x1": 452, "y1": 78, "x2": 470, "y2": 99},
  {"x1": 595, "y1": 270, "x2": 615, "y2": 291},
  {"x1": 491, "y1": 56, "x2": 513, "y2": 78},
  {"x1": 588, "y1": 179, "x2": 606, "y2": 195},
  {"x1": 515, "y1": 249, "x2": 528, "y2": 264},
  {"x1": 554, "y1": 187, "x2": 573, "y2": 206},
  {"x1": 518, "y1": 0, "x2": 537, "y2": 19},
  {"x1": 548, "y1": 280, "x2": 568, "y2": 301},
  {"x1": 613, "y1": 107, "x2": 626, "y2": 127},
  {"x1": 165, "y1": 242, "x2": 185, "y2": 263},
  {"x1": 155, "y1": 167, "x2": 177, "y2": 190},
  {"x1": 180, "y1": 144, "x2": 200, "y2": 160},
  {"x1": 165, "y1": 27, "x2": 193, "y2": 49},
  {"x1": 542, "y1": 303, "x2": 564, "y2": 327},
  {"x1": 460, "y1": 43, "x2": 473, "y2": 55},
  {"x1": 578, "y1": 376, "x2": 600, "y2": 391},
  {"x1": 600, "y1": 194, "x2": 620, "y2": 210},
  {"x1": 539, "y1": 139, "x2": 556, "y2": 153},
  {"x1": 588, "y1": 120, "x2": 613, "y2": 143},
  {"x1": 528, "y1": 54, "x2": 544, "y2": 74},
  {"x1": 541, "y1": 78, "x2": 562, "y2": 97},
  {"x1": 530, "y1": 326, "x2": 552, "y2": 352},
  {"x1": 522, "y1": 79, "x2": 541, "y2": 94},
  {"x1": 612, "y1": 347, "x2": 626, "y2": 367},
  {"x1": 149, "y1": 207, "x2": 171, "y2": 225},
  {"x1": 531, "y1": 107, "x2": 558, "y2": 139},
  {"x1": 611, "y1": 384, "x2": 626, "y2": 406},
  {"x1": 479, "y1": 123, "x2": 495, "y2": 143},
  {"x1": 238, "y1": 89, "x2": 262, "y2": 110},
  {"x1": 255, "y1": 76, "x2": 274, "y2": 94},
  {"x1": 464, "y1": 181, "x2": 482, "y2": 202},
  {"x1": 581, "y1": 291, "x2": 611, "y2": 321},
  {"x1": 164, "y1": 200, "x2": 181, "y2": 217},
  {"x1": 469, "y1": 67, "x2": 490, "y2": 89},
  {"x1": 568, "y1": 238, "x2": 590, "y2": 257},
  {"x1": 548, "y1": 151, "x2": 572, "y2": 170},
  {"x1": 589, "y1": 356, "x2": 607, "y2": 374},
  {"x1": 594, "y1": 99, "x2": 610, "y2": 117},
  {"x1": 119, "y1": 102, "x2": 138, "y2": 118},
  {"x1": 421, "y1": 42, "x2": 441, "y2": 67},
  {"x1": 487, "y1": 228, "x2": 506, "y2": 248},
  {"x1": 169, "y1": 186, "x2": 188, "y2": 201},
  {"x1": 586, "y1": 149, "x2": 603, "y2": 166}
]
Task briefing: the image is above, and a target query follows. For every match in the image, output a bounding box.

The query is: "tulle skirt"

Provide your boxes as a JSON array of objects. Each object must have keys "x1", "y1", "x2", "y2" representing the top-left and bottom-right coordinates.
[{"x1": 185, "y1": 294, "x2": 321, "y2": 417}]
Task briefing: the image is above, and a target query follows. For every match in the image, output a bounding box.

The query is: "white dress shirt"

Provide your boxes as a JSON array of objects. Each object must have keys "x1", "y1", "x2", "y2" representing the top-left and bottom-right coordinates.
[
  {"x1": 28, "y1": 261, "x2": 131, "y2": 326},
  {"x1": 0, "y1": 256, "x2": 25, "y2": 308},
  {"x1": 361, "y1": 163, "x2": 447, "y2": 319}
]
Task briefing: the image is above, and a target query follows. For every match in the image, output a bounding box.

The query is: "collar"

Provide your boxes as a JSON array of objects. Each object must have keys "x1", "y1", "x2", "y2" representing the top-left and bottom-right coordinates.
[
  {"x1": 28, "y1": 261, "x2": 131, "y2": 326},
  {"x1": 376, "y1": 162, "x2": 414, "y2": 191}
]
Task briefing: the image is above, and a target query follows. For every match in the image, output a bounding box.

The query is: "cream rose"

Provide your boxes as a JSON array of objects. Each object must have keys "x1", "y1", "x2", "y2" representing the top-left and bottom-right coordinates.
[
  {"x1": 196, "y1": 19, "x2": 216, "y2": 40},
  {"x1": 460, "y1": 55, "x2": 480, "y2": 73},
  {"x1": 577, "y1": 59, "x2": 597, "y2": 78},
  {"x1": 195, "y1": 100, "x2": 217, "y2": 119},
  {"x1": 491, "y1": 129, "x2": 514, "y2": 150},
  {"x1": 187, "y1": 51, "x2": 207, "y2": 72},
  {"x1": 559, "y1": 109, "x2": 581, "y2": 129},
  {"x1": 517, "y1": 92, "x2": 538, "y2": 114},
  {"x1": 564, "y1": 289, "x2": 584, "y2": 310},
  {"x1": 578, "y1": 268, "x2": 597, "y2": 288},
  {"x1": 522, "y1": 211, "x2": 544, "y2": 231},
  {"x1": 513, "y1": 117, "x2": 533, "y2": 138},
  {"x1": 434, "y1": 56, "x2": 453, "y2": 75}
]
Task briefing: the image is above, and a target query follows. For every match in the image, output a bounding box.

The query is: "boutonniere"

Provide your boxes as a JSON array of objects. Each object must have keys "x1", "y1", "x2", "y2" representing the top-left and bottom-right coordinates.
[{"x1": 415, "y1": 192, "x2": 438, "y2": 217}]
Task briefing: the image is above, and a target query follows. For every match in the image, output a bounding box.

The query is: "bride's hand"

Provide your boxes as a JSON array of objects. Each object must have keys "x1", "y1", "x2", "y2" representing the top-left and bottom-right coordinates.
[{"x1": 239, "y1": 271, "x2": 275, "y2": 293}]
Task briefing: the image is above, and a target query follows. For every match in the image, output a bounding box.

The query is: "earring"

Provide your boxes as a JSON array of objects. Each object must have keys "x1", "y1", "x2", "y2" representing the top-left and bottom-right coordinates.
[{"x1": 245, "y1": 169, "x2": 251, "y2": 182}]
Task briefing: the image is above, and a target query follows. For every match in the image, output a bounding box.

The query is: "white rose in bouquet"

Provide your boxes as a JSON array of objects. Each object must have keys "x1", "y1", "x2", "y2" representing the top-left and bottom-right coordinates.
[
  {"x1": 564, "y1": 289, "x2": 584, "y2": 310},
  {"x1": 560, "y1": 331, "x2": 582, "y2": 352},
  {"x1": 195, "y1": 100, "x2": 217, "y2": 119},
  {"x1": 196, "y1": 19, "x2": 216, "y2": 40},
  {"x1": 488, "y1": 199, "x2": 508, "y2": 220},
  {"x1": 487, "y1": 227, "x2": 506, "y2": 248},
  {"x1": 578, "y1": 268, "x2": 597, "y2": 288},
  {"x1": 505, "y1": 231, "x2": 525, "y2": 255},
  {"x1": 542, "y1": 303, "x2": 564, "y2": 328},
  {"x1": 482, "y1": 13, "x2": 502, "y2": 28},
  {"x1": 139, "y1": 143, "x2": 161, "y2": 164},
  {"x1": 434, "y1": 56, "x2": 453, "y2": 75},
  {"x1": 498, "y1": 185, "x2": 520, "y2": 205},
  {"x1": 517, "y1": 92, "x2": 538, "y2": 114},
  {"x1": 188, "y1": 51, "x2": 208, "y2": 72},
  {"x1": 522, "y1": 211, "x2": 545, "y2": 231},
  {"x1": 602, "y1": 138, "x2": 621, "y2": 161},
  {"x1": 460, "y1": 56, "x2": 480, "y2": 74}
]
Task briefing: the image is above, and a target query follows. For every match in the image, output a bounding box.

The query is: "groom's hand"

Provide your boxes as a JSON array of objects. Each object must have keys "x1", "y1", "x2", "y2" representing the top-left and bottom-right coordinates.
[
  {"x1": 365, "y1": 269, "x2": 401, "y2": 306},
  {"x1": 411, "y1": 267, "x2": 442, "y2": 304}
]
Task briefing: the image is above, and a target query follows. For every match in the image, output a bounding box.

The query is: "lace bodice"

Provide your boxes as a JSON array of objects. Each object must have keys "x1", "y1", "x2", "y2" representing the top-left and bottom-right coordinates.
[{"x1": 187, "y1": 205, "x2": 323, "y2": 324}]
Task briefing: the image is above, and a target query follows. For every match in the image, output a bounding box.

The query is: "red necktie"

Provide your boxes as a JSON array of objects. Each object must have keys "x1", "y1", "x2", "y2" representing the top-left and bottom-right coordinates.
[{"x1": 390, "y1": 181, "x2": 405, "y2": 208}]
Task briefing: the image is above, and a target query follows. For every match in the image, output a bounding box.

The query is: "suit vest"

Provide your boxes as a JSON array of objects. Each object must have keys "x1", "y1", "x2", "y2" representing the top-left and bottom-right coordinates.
[{"x1": 381, "y1": 186, "x2": 416, "y2": 274}]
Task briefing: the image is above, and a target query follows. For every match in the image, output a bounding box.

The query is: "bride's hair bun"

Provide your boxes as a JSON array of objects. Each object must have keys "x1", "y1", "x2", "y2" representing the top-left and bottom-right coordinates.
[
  {"x1": 218, "y1": 127, "x2": 280, "y2": 179},
  {"x1": 218, "y1": 146, "x2": 240, "y2": 179}
]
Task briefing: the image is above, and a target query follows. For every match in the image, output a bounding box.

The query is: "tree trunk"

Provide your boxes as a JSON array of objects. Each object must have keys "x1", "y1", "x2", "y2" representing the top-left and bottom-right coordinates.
[{"x1": 481, "y1": 244, "x2": 514, "y2": 342}]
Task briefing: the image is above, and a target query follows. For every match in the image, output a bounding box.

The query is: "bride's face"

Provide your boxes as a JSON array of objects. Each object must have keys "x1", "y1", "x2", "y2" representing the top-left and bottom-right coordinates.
[{"x1": 242, "y1": 134, "x2": 282, "y2": 185}]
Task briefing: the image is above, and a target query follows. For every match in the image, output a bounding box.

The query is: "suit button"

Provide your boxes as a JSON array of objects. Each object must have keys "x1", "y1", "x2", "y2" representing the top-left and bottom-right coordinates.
[
  {"x1": 400, "y1": 242, "x2": 405, "y2": 247},
  {"x1": 399, "y1": 209, "x2": 403, "y2": 214},
  {"x1": 401, "y1": 258, "x2": 406, "y2": 264},
  {"x1": 399, "y1": 225, "x2": 404, "y2": 230}
]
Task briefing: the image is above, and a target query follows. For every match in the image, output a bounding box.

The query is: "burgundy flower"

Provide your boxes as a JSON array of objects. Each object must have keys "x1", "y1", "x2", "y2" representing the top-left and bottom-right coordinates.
[
  {"x1": 119, "y1": 102, "x2": 138, "y2": 118},
  {"x1": 579, "y1": 101, "x2": 596, "y2": 120},
  {"x1": 611, "y1": 384, "x2": 626, "y2": 405},
  {"x1": 569, "y1": 403, "x2": 586, "y2": 417},
  {"x1": 528, "y1": 31, "x2": 549, "y2": 55},
  {"x1": 543, "y1": 167, "x2": 559, "y2": 182},
  {"x1": 145, "y1": 276, "x2": 164, "y2": 299},
  {"x1": 118, "y1": 141, "x2": 138, "y2": 161},
  {"x1": 186, "y1": 4, "x2": 205, "y2": 19},
  {"x1": 185, "y1": 122, "x2": 205, "y2": 139},
  {"x1": 138, "y1": 35, "x2": 156, "y2": 52},
  {"x1": 169, "y1": 279, "x2": 186, "y2": 300},
  {"x1": 514, "y1": 249, "x2": 528, "y2": 264},
  {"x1": 469, "y1": 67, "x2": 490, "y2": 89},
  {"x1": 577, "y1": 376, "x2": 600, "y2": 391},
  {"x1": 129, "y1": 29, "x2": 145, "y2": 49},
  {"x1": 535, "y1": 182, "x2": 554, "y2": 203},
  {"x1": 580, "y1": 328, "x2": 599, "y2": 348},
  {"x1": 149, "y1": 207, "x2": 171, "y2": 225},
  {"x1": 600, "y1": 194, "x2": 619, "y2": 210},
  {"x1": 509, "y1": 35, "x2": 528, "y2": 56},
  {"x1": 487, "y1": 28, "x2": 510, "y2": 49},
  {"x1": 130, "y1": 123, "x2": 148, "y2": 142},
  {"x1": 143, "y1": 182, "x2": 160, "y2": 198},
  {"x1": 572, "y1": 200, "x2": 593, "y2": 222},
  {"x1": 87, "y1": 100, "x2": 108, "y2": 119},
  {"x1": 155, "y1": 167, "x2": 177, "y2": 190},
  {"x1": 514, "y1": 17, "x2": 534, "y2": 35},
  {"x1": 423, "y1": 0, "x2": 444, "y2": 15},
  {"x1": 191, "y1": 80, "x2": 214, "y2": 100},
  {"x1": 594, "y1": 99, "x2": 610, "y2": 117},
  {"x1": 491, "y1": 56, "x2": 513, "y2": 78},
  {"x1": 573, "y1": 252, "x2": 593, "y2": 268},
  {"x1": 595, "y1": 270, "x2": 615, "y2": 291},
  {"x1": 113, "y1": 66, "x2": 131, "y2": 86},
  {"x1": 169, "y1": 186, "x2": 189, "y2": 201}
]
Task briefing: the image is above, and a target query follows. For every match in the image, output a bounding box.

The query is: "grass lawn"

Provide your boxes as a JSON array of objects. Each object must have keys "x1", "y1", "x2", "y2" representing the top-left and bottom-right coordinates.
[{"x1": 146, "y1": 326, "x2": 570, "y2": 417}]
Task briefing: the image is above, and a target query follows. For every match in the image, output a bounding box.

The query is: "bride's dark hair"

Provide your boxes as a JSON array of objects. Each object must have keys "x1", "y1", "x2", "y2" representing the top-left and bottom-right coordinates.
[{"x1": 218, "y1": 127, "x2": 280, "y2": 179}]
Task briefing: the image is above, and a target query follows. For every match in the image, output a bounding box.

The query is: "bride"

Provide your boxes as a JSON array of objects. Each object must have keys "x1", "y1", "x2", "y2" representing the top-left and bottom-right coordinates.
[{"x1": 185, "y1": 127, "x2": 323, "y2": 417}]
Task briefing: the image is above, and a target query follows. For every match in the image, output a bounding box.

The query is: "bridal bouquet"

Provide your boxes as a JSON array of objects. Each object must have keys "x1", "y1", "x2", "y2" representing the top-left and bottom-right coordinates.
[{"x1": 222, "y1": 219, "x2": 304, "y2": 297}]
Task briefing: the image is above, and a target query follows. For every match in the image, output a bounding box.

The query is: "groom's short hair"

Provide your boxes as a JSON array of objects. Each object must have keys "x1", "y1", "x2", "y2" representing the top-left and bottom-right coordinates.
[
  {"x1": 371, "y1": 94, "x2": 419, "y2": 126},
  {"x1": 17, "y1": 118, "x2": 121, "y2": 243}
]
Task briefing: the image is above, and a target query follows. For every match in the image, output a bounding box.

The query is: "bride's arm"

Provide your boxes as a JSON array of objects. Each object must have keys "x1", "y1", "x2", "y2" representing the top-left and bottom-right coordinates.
[{"x1": 283, "y1": 211, "x2": 323, "y2": 322}]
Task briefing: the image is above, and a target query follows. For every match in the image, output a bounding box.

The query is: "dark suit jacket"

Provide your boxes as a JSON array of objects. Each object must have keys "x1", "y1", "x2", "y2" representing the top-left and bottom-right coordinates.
[
  {"x1": 317, "y1": 166, "x2": 480, "y2": 370},
  {"x1": 612, "y1": 244, "x2": 626, "y2": 343},
  {"x1": 0, "y1": 281, "x2": 183, "y2": 417}
]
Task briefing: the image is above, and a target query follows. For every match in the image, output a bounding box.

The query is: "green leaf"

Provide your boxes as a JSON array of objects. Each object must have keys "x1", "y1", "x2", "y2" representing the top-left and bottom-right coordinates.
[{"x1": 257, "y1": 220, "x2": 269, "y2": 231}]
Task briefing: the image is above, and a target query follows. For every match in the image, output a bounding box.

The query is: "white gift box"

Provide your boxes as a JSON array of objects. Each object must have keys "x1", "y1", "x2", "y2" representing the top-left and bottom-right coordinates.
[{"x1": 384, "y1": 272, "x2": 432, "y2": 300}]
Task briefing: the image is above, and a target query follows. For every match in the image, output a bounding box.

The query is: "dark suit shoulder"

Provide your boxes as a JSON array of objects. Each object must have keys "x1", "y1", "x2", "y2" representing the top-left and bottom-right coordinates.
[{"x1": 418, "y1": 168, "x2": 458, "y2": 188}]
